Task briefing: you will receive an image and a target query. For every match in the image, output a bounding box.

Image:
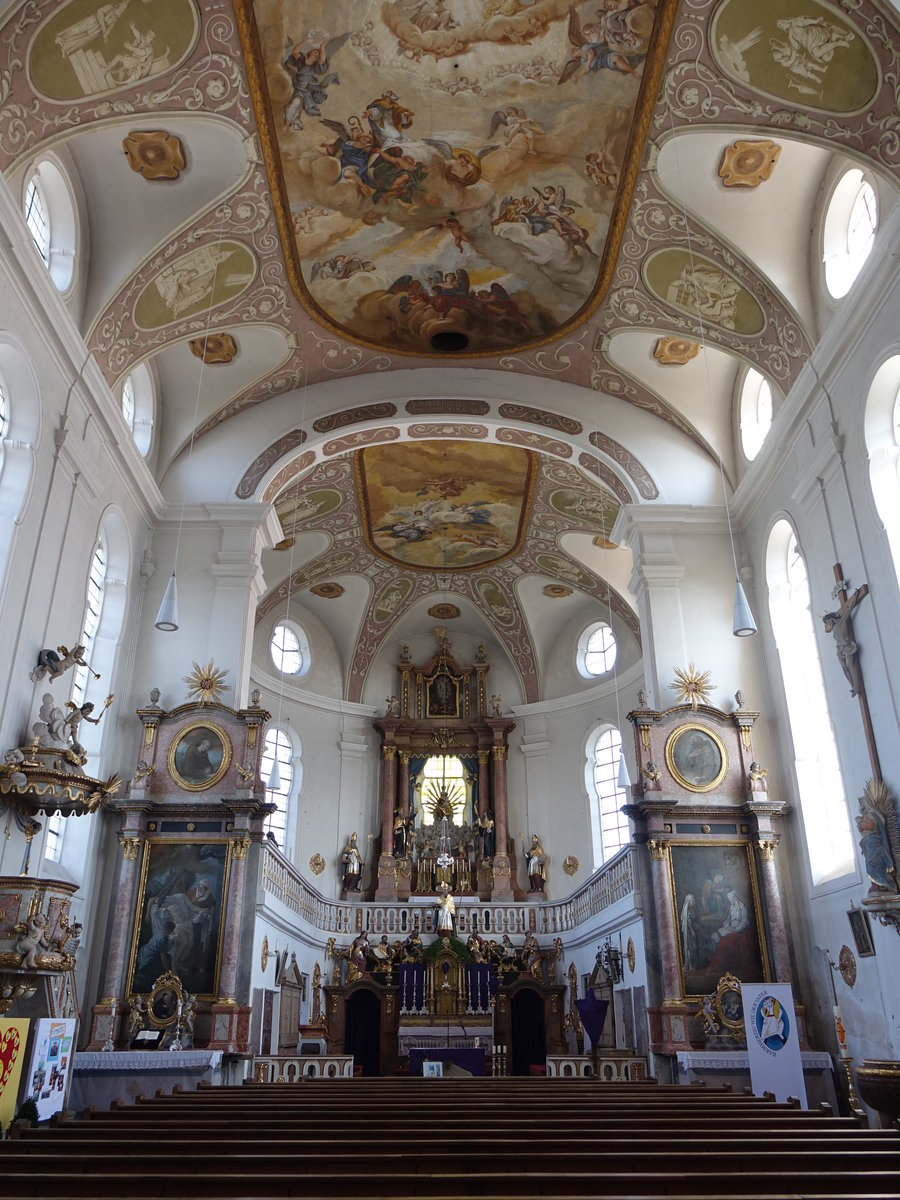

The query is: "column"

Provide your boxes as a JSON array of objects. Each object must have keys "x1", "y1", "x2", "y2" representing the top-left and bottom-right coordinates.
[
  {"x1": 647, "y1": 839, "x2": 681, "y2": 999},
  {"x1": 217, "y1": 836, "x2": 251, "y2": 1002},
  {"x1": 757, "y1": 838, "x2": 792, "y2": 982},
  {"x1": 477, "y1": 750, "x2": 490, "y2": 817},
  {"x1": 491, "y1": 744, "x2": 514, "y2": 900},
  {"x1": 375, "y1": 744, "x2": 398, "y2": 899},
  {"x1": 398, "y1": 751, "x2": 410, "y2": 819}
]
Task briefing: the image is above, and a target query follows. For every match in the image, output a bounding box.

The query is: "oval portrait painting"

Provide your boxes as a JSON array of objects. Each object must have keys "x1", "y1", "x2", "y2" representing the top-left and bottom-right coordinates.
[
  {"x1": 666, "y1": 724, "x2": 728, "y2": 793},
  {"x1": 169, "y1": 722, "x2": 231, "y2": 791}
]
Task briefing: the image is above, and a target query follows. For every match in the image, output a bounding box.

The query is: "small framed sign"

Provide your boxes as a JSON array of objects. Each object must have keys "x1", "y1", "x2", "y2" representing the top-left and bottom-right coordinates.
[
  {"x1": 423, "y1": 1061, "x2": 444, "y2": 1078},
  {"x1": 847, "y1": 906, "x2": 875, "y2": 958}
]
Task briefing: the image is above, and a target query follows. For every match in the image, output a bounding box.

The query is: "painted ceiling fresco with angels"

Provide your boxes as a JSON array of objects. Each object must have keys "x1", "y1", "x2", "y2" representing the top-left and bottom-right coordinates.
[{"x1": 239, "y1": 0, "x2": 674, "y2": 355}]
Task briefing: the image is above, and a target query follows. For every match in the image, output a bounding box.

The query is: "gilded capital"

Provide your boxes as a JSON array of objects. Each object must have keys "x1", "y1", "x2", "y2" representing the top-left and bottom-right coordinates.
[
  {"x1": 399, "y1": 750, "x2": 410, "y2": 765},
  {"x1": 119, "y1": 836, "x2": 141, "y2": 860},
  {"x1": 382, "y1": 744, "x2": 397, "y2": 760},
  {"x1": 757, "y1": 839, "x2": 776, "y2": 862},
  {"x1": 647, "y1": 838, "x2": 668, "y2": 861},
  {"x1": 232, "y1": 835, "x2": 252, "y2": 860},
  {"x1": 492, "y1": 745, "x2": 507, "y2": 761},
  {"x1": 477, "y1": 749, "x2": 490, "y2": 764}
]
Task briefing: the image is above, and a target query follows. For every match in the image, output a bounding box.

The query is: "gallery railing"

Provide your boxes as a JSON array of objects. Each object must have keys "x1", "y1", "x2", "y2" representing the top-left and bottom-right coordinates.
[{"x1": 259, "y1": 843, "x2": 636, "y2": 940}]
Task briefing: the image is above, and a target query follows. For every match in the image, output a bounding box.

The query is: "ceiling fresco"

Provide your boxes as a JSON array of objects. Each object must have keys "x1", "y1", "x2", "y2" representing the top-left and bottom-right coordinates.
[
  {"x1": 356, "y1": 441, "x2": 537, "y2": 570},
  {"x1": 239, "y1": 0, "x2": 676, "y2": 355}
]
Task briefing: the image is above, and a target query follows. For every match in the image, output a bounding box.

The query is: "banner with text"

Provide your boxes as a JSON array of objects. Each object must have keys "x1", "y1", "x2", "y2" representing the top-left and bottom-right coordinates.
[{"x1": 741, "y1": 983, "x2": 807, "y2": 1108}]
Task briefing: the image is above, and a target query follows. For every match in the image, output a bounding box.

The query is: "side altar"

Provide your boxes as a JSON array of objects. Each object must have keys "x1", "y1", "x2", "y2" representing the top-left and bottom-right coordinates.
[{"x1": 364, "y1": 628, "x2": 522, "y2": 903}]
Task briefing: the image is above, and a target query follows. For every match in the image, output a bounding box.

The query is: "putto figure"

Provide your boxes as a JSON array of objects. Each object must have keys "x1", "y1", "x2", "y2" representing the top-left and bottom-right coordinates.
[{"x1": 30, "y1": 643, "x2": 100, "y2": 685}]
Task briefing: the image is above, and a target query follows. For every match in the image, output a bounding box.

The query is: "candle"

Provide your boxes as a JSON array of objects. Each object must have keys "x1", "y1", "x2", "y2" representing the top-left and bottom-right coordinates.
[{"x1": 177, "y1": 999, "x2": 183, "y2": 1019}]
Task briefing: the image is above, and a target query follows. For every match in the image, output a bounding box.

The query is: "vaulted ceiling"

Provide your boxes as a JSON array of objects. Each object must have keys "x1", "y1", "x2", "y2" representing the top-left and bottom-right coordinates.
[{"x1": 3, "y1": 0, "x2": 898, "y2": 702}]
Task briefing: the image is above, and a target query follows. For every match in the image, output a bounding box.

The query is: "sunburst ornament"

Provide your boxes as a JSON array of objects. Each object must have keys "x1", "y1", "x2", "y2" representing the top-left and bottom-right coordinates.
[
  {"x1": 669, "y1": 663, "x2": 713, "y2": 710},
  {"x1": 183, "y1": 660, "x2": 230, "y2": 705}
]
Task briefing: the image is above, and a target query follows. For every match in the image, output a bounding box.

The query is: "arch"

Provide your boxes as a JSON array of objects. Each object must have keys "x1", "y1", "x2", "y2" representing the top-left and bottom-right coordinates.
[
  {"x1": 0, "y1": 333, "x2": 40, "y2": 603},
  {"x1": 585, "y1": 723, "x2": 630, "y2": 870},
  {"x1": 765, "y1": 518, "x2": 854, "y2": 886},
  {"x1": 269, "y1": 616, "x2": 311, "y2": 680},
  {"x1": 737, "y1": 365, "x2": 774, "y2": 463},
  {"x1": 576, "y1": 621, "x2": 618, "y2": 680},
  {"x1": 864, "y1": 353, "x2": 900, "y2": 591}
]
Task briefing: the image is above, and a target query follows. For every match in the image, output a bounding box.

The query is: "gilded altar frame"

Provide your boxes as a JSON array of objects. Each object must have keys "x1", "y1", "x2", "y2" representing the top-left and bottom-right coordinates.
[
  {"x1": 664, "y1": 723, "x2": 728, "y2": 793},
  {"x1": 166, "y1": 720, "x2": 232, "y2": 792}
]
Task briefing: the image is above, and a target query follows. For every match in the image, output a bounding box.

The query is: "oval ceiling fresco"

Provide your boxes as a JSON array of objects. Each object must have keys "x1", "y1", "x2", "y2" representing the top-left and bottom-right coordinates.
[
  {"x1": 238, "y1": 0, "x2": 677, "y2": 356},
  {"x1": 710, "y1": 0, "x2": 877, "y2": 114},
  {"x1": 643, "y1": 248, "x2": 765, "y2": 336},
  {"x1": 29, "y1": 0, "x2": 199, "y2": 102},
  {"x1": 134, "y1": 242, "x2": 257, "y2": 330},
  {"x1": 356, "y1": 440, "x2": 537, "y2": 570}
]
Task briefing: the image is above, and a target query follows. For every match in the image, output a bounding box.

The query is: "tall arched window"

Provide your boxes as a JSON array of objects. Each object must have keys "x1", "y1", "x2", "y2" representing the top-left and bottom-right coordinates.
[
  {"x1": 119, "y1": 362, "x2": 154, "y2": 457},
  {"x1": 739, "y1": 368, "x2": 774, "y2": 461},
  {"x1": 71, "y1": 539, "x2": 107, "y2": 706},
  {"x1": 823, "y1": 168, "x2": 878, "y2": 299},
  {"x1": 0, "y1": 336, "x2": 40, "y2": 603},
  {"x1": 260, "y1": 727, "x2": 294, "y2": 848},
  {"x1": 865, "y1": 354, "x2": 900, "y2": 589},
  {"x1": 766, "y1": 521, "x2": 854, "y2": 884},
  {"x1": 24, "y1": 176, "x2": 50, "y2": 266},
  {"x1": 586, "y1": 725, "x2": 630, "y2": 868}
]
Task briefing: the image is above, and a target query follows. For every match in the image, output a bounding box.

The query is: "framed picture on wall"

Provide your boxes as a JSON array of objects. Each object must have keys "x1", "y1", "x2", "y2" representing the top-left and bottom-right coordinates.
[
  {"x1": 847, "y1": 906, "x2": 876, "y2": 958},
  {"x1": 668, "y1": 841, "x2": 770, "y2": 997},
  {"x1": 168, "y1": 722, "x2": 231, "y2": 791},
  {"x1": 126, "y1": 840, "x2": 232, "y2": 998},
  {"x1": 665, "y1": 724, "x2": 728, "y2": 793}
]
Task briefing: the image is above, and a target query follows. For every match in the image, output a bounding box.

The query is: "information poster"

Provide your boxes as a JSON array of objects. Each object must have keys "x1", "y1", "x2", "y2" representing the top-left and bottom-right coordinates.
[
  {"x1": 0, "y1": 1019, "x2": 30, "y2": 1130},
  {"x1": 741, "y1": 983, "x2": 807, "y2": 1108},
  {"x1": 25, "y1": 1018, "x2": 77, "y2": 1122}
]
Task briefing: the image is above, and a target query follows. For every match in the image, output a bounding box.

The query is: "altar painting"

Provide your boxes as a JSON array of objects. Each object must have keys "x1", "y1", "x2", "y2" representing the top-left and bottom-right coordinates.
[
  {"x1": 127, "y1": 841, "x2": 231, "y2": 999},
  {"x1": 357, "y1": 441, "x2": 536, "y2": 570},
  {"x1": 238, "y1": 0, "x2": 676, "y2": 354},
  {"x1": 669, "y1": 842, "x2": 769, "y2": 998}
]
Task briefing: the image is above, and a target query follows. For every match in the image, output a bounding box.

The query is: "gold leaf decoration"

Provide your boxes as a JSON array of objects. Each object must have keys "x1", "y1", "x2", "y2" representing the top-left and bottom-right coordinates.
[
  {"x1": 183, "y1": 660, "x2": 230, "y2": 705},
  {"x1": 309, "y1": 852, "x2": 326, "y2": 876},
  {"x1": 122, "y1": 130, "x2": 186, "y2": 180},
  {"x1": 562, "y1": 854, "x2": 579, "y2": 876},
  {"x1": 669, "y1": 662, "x2": 713, "y2": 709}
]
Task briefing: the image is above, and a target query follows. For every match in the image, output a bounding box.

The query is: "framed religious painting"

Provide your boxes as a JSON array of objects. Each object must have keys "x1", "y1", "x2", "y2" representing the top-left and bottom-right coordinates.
[
  {"x1": 426, "y1": 671, "x2": 459, "y2": 719},
  {"x1": 665, "y1": 723, "x2": 728, "y2": 793},
  {"x1": 168, "y1": 721, "x2": 232, "y2": 791},
  {"x1": 667, "y1": 841, "x2": 770, "y2": 998},
  {"x1": 126, "y1": 841, "x2": 232, "y2": 999}
]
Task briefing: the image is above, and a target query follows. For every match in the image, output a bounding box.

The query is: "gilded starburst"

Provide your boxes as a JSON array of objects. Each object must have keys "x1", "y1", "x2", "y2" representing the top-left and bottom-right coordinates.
[
  {"x1": 669, "y1": 663, "x2": 713, "y2": 710},
  {"x1": 183, "y1": 660, "x2": 230, "y2": 705}
]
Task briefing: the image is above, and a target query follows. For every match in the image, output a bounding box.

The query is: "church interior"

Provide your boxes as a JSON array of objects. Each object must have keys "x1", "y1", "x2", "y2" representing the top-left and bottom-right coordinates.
[{"x1": 2, "y1": 0, "x2": 900, "y2": 1190}]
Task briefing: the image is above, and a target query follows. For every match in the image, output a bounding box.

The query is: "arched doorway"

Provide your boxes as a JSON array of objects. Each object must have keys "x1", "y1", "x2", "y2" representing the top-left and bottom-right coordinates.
[
  {"x1": 510, "y1": 987, "x2": 546, "y2": 1076},
  {"x1": 345, "y1": 988, "x2": 381, "y2": 1076}
]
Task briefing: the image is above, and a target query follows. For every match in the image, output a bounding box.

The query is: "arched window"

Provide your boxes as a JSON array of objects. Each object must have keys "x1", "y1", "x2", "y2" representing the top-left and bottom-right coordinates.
[
  {"x1": 421, "y1": 755, "x2": 467, "y2": 826},
  {"x1": 766, "y1": 521, "x2": 854, "y2": 885},
  {"x1": 260, "y1": 728, "x2": 294, "y2": 848},
  {"x1": 119, "y1": 362, "x2": 154, "y2": 457},
  {"x1": 586, "y1": 725, "x2": 630, "y2": 867},
  {"x1": 823, "y1": 169, "x2": 878, "y2": 299},
  {"x1": 739, "y1": 368, "x2": 774, "y2": 461},
  {"x1": 71, "y1": 539, "x2": 107, "y2": 706},
  {"x1": 22, "y1": 159, "x2": 78, "y2": 293},
  {"x1": 24, "y1": 176, "x2": 50, "y2": 266},
  {"x1": 0, "y1": 336, "x2": 40, "y2": 599},
  {"x1": 269, "y1": 619, "x2": 310, "y2": 678},
  {"x1": 865, "y1": 354, "x2": 900, "y2": 589},
  {"x1": 576, "y1": 621, "x2": 617, "y2": 679}
]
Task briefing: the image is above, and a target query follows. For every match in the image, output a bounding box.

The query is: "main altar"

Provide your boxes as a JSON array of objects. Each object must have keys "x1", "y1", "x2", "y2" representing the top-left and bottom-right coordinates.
[{"x1": 365, "y1": 629, "x2": 525, "y2": 902}]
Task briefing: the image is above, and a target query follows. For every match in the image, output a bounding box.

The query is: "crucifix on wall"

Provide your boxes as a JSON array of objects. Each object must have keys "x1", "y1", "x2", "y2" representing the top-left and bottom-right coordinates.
[{"x1": 821, "y1": 562, "x2": 879, "y2": 783}]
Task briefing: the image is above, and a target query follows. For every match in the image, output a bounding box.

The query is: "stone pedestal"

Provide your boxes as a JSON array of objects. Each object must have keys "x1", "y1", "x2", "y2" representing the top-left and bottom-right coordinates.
[{"x1": 205, "y1": 1002, "x2": 252, "y2": 1055}]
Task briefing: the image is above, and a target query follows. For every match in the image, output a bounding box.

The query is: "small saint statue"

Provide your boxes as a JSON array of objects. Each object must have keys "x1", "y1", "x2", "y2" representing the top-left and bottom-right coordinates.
[
  {"x1": 524, "y1": 834, "x2": 547, "y2": 893},
  {"x1": 490, "y1": 694, "x2": 503, "y2": 717},
  {"x1": 748, "y1": 761, "x2": 768, "y2": 792},
  {"x1": 641, "y1": 761, "x2": 661, "y2": 791},
  {"x1": 436, "y1": 882, "x2": 456, "y2": 935},
  {"x1": 340, "y1": 833, "x2": 363, "y2": 892},
  {"x1": 385, "y1": 695, "x2": 400, "y2": 716}
]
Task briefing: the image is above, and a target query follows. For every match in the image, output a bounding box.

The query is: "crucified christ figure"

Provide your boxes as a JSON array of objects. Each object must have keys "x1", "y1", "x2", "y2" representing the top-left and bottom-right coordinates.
[{"x1": 822, "y1": 572, "x2": 869, "y2": 697}]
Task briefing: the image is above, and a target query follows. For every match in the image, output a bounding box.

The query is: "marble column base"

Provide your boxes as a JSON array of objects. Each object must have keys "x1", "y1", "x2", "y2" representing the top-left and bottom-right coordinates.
[
  {"x1": 490, "y1": 853, "x2": 515, "y2": 901},
  {"x1": 374, "y1": 854, "x2": 398, "y2": 900},
  {"x1": 206, "y1": 1002, "x2": 252, "y2": 1055}
]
